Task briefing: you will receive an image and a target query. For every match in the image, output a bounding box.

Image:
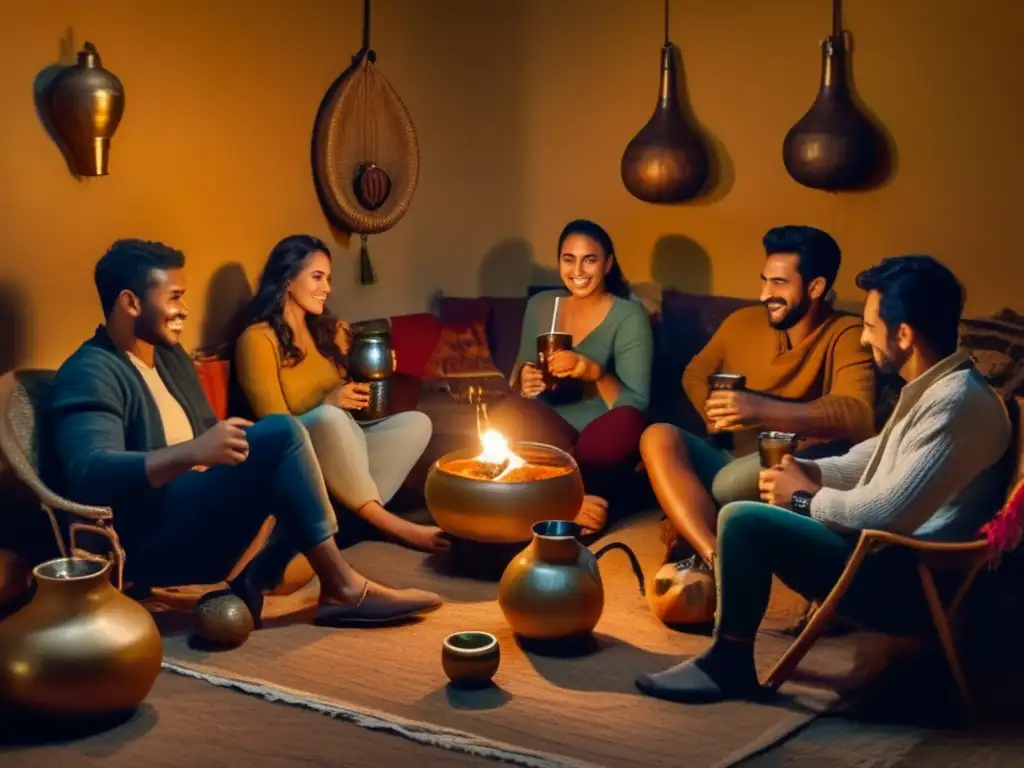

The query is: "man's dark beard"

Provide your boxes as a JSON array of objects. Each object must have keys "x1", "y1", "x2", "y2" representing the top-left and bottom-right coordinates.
[
  {"x1": 133, "y1": 308, "x2": 174, "y2": 347},
  {"x1": 765, "y1": 292, "x2": 811, "y2": 331},
  {"x1": 876, "y1": 346, "x2": 908, "y2": 377}
]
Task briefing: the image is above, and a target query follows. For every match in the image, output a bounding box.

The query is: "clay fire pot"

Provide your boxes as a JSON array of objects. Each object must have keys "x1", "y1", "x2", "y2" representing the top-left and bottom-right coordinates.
[
  {"x1": 0, "y1": 557, "x2": 162, "y2": 718},
  {"x1": 498, "y1": 520, "x2": 646, "y2": 642},
  {"x1": 425, "y1": 442, "x2": 584, "y2": 544}
]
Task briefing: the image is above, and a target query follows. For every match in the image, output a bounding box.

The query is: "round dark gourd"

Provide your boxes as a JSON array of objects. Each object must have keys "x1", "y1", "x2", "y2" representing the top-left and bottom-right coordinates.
[{"x1": 782, "y1": 0, "x2": 880, "y2": 191}]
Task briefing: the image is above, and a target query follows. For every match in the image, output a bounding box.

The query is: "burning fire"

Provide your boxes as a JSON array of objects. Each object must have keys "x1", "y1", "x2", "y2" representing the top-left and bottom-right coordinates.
[{"x1": 474, "y1": 429, "x2": 525, "y2": 479}]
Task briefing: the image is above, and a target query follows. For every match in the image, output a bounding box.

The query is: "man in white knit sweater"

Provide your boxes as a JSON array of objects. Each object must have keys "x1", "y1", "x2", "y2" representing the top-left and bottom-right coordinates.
[{"x1": 637, "y1": 255, "x2": 1012, "y2": 704}]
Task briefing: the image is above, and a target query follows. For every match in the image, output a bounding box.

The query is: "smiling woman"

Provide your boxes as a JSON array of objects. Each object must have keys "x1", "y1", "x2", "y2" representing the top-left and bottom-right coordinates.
[
  {"x1": 231, "y1": 235, "x2": 443, "y2": 554},
  {"x1": 487, "y1": 220, "x2": 654, "y2": 534}
]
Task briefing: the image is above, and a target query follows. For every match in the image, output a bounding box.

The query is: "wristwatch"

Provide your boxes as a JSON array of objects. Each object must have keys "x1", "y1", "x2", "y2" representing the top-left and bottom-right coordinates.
[{"x1": 790, "y1": 490, "x2": 815, "y2": 515}]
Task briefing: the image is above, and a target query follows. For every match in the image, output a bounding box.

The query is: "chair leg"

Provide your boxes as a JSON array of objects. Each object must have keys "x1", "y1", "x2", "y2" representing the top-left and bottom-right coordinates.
[
  {"x1": 918, "y1": 563, "x2": 973, "y2": 717},
  {"x1": 765, "y1": 598, "x2": 839, "y2": 689},
  {"x1": 764, "y1": 537, "x2": 873, "y2": 690}
]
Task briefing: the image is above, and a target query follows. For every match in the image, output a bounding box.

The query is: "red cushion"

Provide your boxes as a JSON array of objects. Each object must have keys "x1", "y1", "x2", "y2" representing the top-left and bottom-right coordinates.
[
  {"x1": 390, "y1": 313, "x2": 442, "y2": 377},
  {"x1": 193, "y1": 358, "x2": 231, "y2": 420}
]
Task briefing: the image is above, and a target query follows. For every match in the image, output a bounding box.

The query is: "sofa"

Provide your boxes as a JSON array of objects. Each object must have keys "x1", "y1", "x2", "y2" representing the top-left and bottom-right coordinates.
[{"x1": 192, "y1": 288, "x2": 1024, "y2": 509}]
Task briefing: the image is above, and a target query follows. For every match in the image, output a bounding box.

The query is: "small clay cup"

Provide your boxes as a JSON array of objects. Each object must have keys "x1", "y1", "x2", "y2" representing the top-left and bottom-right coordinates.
[{"x1": 442, "y1": 631, "x2": 500, "y2": 688}]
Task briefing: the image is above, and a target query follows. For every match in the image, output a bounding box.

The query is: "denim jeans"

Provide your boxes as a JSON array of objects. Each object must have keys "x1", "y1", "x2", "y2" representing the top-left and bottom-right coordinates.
[
  {"x1": 714, "y1": 501, "x2": 933, "y2": 638},
  {"x1": 123, "y1": 414, "x2": 338, "y2": 589}
]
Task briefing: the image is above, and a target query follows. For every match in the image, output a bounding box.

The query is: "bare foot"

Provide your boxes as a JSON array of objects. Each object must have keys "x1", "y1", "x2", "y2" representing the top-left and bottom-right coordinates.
[{"x1": 574, "y1": 495, "x2": 608, "y2": 535}]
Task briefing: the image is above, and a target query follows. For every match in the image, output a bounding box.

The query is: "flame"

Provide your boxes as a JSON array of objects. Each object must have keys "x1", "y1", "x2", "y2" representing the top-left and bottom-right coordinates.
[{"x1": 474, "y1": 428, "x2": 525, "y2": 479}]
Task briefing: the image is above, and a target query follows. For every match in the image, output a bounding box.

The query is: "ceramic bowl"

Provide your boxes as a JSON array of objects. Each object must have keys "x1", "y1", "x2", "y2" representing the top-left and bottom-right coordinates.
[{"x1": 441, "y1": 631, "x2": 500, "y2": 687}]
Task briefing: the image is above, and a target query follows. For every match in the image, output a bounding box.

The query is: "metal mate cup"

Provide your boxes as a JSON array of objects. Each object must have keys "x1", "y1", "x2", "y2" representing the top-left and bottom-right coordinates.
[
  {"x1": 709, "y1": 373, "x2": 746, "y2": 391},
  {"x1": 758, "y1": 431, "x2": 800, "y2": 468},
  {"x1": 537, "y1": 332, "x2": 572, "y2": 386}
]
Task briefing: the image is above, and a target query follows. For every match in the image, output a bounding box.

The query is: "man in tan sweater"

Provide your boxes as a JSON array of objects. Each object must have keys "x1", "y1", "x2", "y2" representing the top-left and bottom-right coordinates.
[{"x1": 642, "y1": 226, "x2": 877, "y2": 578}]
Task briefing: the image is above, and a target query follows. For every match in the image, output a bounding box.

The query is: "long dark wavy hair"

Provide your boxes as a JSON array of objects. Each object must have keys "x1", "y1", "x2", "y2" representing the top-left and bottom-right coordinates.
[
  {"x1": 241, "y1": 235, "x2": 347, "y2": 369},
  {"x1": 557, "y1": 219, "x2": 631, "y2": 299}
]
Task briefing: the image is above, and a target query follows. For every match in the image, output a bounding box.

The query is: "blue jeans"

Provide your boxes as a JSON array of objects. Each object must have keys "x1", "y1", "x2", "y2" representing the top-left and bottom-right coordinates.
[
  {"x1": 715, "y1": 501, "x2": 933, "y2": 638},
  {"x1": 124, "y1": 414, "x2": 338, "y2": 589}
]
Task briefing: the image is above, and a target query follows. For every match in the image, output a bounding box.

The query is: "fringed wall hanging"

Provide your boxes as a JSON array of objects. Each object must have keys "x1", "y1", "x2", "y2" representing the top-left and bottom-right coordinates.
[
  {"x1": 782, "y1": 0, "x2": 881, "y2": 190},
  {"x1": 621, "y1": 0, "x2": 709, "y2": 203},
  {"x1": 312, "y1": 0, "x2": 420, "y2": 285}
]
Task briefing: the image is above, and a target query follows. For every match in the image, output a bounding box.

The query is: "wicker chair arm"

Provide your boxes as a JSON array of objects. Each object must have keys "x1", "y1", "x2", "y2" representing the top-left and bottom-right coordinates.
[
  {"x1": 859, "y1": 529, "x2": 988, "y2": 554},
  {"x1": 1, "y1": 442, "x2": 112, "y2": 521}
]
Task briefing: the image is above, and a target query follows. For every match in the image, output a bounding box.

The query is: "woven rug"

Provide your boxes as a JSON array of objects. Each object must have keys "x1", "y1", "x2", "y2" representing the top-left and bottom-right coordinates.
[{"x1": 153, "y1": 513, "x2": 892, "y2": 768}]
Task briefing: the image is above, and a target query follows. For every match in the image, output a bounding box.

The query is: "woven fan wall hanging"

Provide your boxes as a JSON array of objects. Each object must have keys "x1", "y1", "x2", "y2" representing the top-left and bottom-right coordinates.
[{"x1": 312, "y1": 0, "x2": 420, "y2": 285}]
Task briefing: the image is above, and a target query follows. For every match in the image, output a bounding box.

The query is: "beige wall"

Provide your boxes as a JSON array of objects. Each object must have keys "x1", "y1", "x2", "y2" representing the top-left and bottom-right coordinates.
[
  {"x1": 1, "y1": 0, "x2": 1021, "y2": 373},
  {"x1": 514, "y1": 0, "x2": 1023, "y2": 313},
  {"x1": 0, "y1": 0, "x2": 527, "y2": 369}
]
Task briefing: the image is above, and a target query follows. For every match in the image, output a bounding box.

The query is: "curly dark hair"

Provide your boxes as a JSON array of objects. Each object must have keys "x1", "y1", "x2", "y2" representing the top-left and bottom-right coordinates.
[
  {"x1": 241, "y1": 235, "x2": 347, "y2": 369},
  {"x1": 94, "y1": 239, "x2": 185, "y2": 317}
]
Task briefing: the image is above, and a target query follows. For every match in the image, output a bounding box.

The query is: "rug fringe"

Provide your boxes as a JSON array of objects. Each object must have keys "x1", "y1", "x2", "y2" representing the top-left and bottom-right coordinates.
[{"x1": 161, "y1": 660, "x2": 603, "y2": 768}]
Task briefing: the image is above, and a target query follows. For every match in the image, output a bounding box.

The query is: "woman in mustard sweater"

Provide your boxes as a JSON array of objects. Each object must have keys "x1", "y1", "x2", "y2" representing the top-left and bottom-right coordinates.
[{"x1": 233, "y1": 235, "x2": 447, "y2": 553}]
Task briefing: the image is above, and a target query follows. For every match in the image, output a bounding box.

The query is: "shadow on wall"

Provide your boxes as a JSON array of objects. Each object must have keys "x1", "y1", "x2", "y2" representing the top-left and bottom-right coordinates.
[
  {"x1": 478, "y1": 238, "x2": 561, "y2": 297},
  {"x1": 0, "y1": 282, "x2": 29, "y2": 376},
  {"x1": 649, "y1": 235, "x2": 713, "y2": 295},
  {"x1": 198, "y1": 262, "x2": 253, "y2": 357},
  {"x1": 33, "y1": 29, "x2": 80, "y2": 179}
]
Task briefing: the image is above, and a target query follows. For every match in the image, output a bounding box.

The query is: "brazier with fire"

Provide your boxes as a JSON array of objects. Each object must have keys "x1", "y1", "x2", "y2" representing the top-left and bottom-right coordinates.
[{"x1": 424, "y1": 431, "x2": 584, "y2": 545}]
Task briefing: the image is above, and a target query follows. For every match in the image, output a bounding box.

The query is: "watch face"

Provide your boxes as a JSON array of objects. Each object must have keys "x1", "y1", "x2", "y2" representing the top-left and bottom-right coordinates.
[{"x1": 791, "y1": 491, "x2": 812, "y2": 514}]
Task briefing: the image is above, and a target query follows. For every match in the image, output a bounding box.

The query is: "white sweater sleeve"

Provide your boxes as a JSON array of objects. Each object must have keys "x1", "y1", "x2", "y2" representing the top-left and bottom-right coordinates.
[
  {"x1": 805, "y1": 435, "x2": 881, "y2": 491},
  {"x1": 810, "y1": 388, "x2": 1007, "y2": 534}
]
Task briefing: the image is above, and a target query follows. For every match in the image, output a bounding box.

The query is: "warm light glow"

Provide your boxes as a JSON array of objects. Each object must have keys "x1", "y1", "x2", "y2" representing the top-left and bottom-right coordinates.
[{"x1": 474, "y1": 428, "x2": 525, "y2": 478}]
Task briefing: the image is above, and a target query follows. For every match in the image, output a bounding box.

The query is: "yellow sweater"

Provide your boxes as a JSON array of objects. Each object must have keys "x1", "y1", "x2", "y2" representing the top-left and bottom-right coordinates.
[
  {"x1": 234, "y1": 322, "x2": 350, "y2": 418},
  {"x1": 683, "y1": 307, "x2": 876, "y2": 454}
]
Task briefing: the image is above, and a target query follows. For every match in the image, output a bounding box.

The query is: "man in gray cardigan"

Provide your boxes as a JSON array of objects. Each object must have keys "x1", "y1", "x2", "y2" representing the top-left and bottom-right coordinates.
[
  {"x1": 45, "y1": 239, "x2": 441, "y2": 627},
  {"x1": 637, "y1": 254, "x2": 1012, "y2": 704}
]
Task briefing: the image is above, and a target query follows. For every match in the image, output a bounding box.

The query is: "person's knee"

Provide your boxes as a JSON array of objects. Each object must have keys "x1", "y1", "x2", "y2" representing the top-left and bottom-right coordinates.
[
  {"x1": 711, "y1": 463, "x2": 760, "y2": 506},
  {"x1": 576, "y1": 407, "x2": 644, "y2": 468},
  {"x1": 248, "y1": 413, "x2": 310, "y2": 458},
  {"x1": 639, "y1": 422, "x2": 681, "y2": 461},
  {"x1": 718, "y1": 502, "x2": 782, "y2": 543},
  {"x1": 403, "y1": 410, "x2": 433, "y2": 446}
]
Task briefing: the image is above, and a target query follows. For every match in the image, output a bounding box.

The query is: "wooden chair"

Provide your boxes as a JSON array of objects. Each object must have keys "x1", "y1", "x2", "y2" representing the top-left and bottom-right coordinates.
[
  {"x1": 0, "y1": 369, "x2": 276, "y2": 598},
  {"x1": 764, "y1": 397, "x2": 1024, "y2": 715},
  {"x1": 0, "y1": 369, "x2": 126, "y2": 589}
]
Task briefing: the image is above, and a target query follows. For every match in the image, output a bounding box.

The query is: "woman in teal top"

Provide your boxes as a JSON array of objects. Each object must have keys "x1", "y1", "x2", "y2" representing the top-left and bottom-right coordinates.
[{"x1": 490, "y1": 219, "x2": 654, "y2": 534}]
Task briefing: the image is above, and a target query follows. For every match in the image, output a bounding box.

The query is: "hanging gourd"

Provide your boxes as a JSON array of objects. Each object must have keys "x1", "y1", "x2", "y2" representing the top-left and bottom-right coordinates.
[
  {"x1": 45, "y1": 42, "x2": 125, "y2": 177},
  {"x1": 312, "y1": 0, "x2": 420, "y2": 285},
  {"x1": 621, "y1": 0, "x2": 709, "y2": 204},
  {"x1": 782, "y1": 0, "x2": 880, "y2": 190}
]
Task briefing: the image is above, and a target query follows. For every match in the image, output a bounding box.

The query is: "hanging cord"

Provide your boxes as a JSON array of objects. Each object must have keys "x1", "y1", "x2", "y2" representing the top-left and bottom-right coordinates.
[
  {"x1": 832, "y1": 0, "x2": 842, "y2": 38},
  {"x1": 361, "y1": 0, "x2": 376, "y2": 61},
  {"x1": 664, "y1": 0, "x2": 670, "y2": 46},
  {"x1": 357, "y1": 0, "x2": 379, "y2": 286}
]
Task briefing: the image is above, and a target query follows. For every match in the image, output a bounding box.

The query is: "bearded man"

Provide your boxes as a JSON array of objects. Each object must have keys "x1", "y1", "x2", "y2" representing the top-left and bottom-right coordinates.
[{"x1": 641, "y1": 226, "x2": 877, "y2": 586}]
